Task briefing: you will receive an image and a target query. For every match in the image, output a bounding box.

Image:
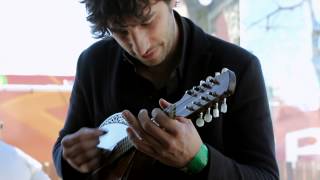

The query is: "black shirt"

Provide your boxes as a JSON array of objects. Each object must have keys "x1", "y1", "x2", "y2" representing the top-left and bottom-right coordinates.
[{"x1": 53, "y1": 11, "x2": 279, "y2": 180}]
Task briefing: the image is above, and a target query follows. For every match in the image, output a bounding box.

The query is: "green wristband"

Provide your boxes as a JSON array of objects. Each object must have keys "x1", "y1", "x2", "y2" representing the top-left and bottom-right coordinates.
[{"x1": 182, "y1": 143, "x2": 208, "y2": 174}]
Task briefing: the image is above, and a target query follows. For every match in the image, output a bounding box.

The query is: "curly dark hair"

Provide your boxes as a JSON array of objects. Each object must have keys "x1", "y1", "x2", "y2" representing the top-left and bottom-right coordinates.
[{"x1": 81, "y1": 0, "x2": 170, "y2": 38}]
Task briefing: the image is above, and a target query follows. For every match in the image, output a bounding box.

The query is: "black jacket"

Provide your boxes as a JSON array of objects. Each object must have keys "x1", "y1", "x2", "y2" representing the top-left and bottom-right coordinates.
[{"x1": 53, "y1": 12, "x2": 279, "y2": 180}]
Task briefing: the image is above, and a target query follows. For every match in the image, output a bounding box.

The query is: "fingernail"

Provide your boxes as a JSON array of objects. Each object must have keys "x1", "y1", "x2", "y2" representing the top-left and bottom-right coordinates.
[
  {"x1": 101, "y1": 129, "x2": 108, "y2": 134},
  {"x1": 122, "y1": 110, "x2": 128, "y2": 119},
  {"x1": 135, "y1": 131, "x2": 143, "y2": 141},
  {"x1": 139, "y1": 109, "x2": 147, "y2": 114},
  {"x1": 128, "y1": 127, "x2": 142, "y2": 141},
  {"x1": 151, "y1": 108, "x2": 158, "y2": 117}
]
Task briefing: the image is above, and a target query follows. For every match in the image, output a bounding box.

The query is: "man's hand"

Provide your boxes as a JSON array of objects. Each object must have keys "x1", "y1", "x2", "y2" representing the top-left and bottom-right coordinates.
[
  {"x1": 123, "y1": 98, "x2": 203, "y2": 168},
  {"x1": 61, "y1": 127, "x2": 106, "y2": 173}
]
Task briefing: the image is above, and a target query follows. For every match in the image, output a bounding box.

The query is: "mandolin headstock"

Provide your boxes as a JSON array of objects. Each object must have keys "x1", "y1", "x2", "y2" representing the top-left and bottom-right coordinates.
[{"x1": 164, "y1": 68, "x2": 236, "y2": 127}]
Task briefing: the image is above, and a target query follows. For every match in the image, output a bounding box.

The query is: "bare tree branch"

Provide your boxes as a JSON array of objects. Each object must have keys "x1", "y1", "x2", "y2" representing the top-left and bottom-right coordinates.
[
  {"x1": 245, "y1": 0, "x2": 320, "y2": 82},
  {"x1": 246, "y1": 0, "x2": 306, "y2": 30}
]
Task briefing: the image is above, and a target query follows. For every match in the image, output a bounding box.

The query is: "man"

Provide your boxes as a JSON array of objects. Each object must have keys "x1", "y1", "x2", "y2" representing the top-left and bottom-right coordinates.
[{"x1": 53, "y1": 0, "x2": 279, "y2": 179}]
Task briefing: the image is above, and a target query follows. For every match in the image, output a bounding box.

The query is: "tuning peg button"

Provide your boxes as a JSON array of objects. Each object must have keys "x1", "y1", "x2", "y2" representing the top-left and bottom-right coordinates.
[
  {"x1": 196, "y1": 112, "x2": 205, "y2": 127},
  {"x1": 221, "y1": 98, "x2": 227, "y2": 113},
  {"x1": 221, "y1": 68, "x2": 229, "y2": 73},
  {"x1": 206, "y1": 76, "x2": 214, "y2": 83},
  {"x1": 200, "y1": 80, "x2": 206, "y2": 86},
  {"x1": 213, "y1": 103, "x2": 219, "y2": 118},
  {"x1": 193, "y1": 86, "x2": 202, "y2": 92},
  {"x1": 204, "y1": 108, "x2": 212, "y2": 123},
  {"x1": 186, "y1": 90, "x2": 196, "y2": 96}
]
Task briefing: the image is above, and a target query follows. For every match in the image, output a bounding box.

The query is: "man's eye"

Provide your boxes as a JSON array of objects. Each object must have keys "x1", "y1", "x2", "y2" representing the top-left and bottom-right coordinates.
[
  {"x1": 113, "y1": 29, "x2": 128, "y2": 36},
  {"x1": 141, "y1": 20, "x2": 152, "y2": 26}
]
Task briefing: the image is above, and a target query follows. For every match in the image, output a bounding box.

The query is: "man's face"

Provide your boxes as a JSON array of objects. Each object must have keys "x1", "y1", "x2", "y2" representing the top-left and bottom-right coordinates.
[{"x1": 109, "y1": 0, "x2": 178, "y2": 67}]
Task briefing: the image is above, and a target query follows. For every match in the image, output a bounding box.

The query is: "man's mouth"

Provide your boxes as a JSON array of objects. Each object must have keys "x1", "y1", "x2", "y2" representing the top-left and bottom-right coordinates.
[{"x1": 142, "y1": 48, "x2": 156, "y2": 59}]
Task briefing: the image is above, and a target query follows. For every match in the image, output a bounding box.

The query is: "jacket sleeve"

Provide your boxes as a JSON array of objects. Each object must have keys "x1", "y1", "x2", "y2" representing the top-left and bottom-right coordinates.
[
  {"x1": 52, "y1": 52, "x2": 92, "y2": 180},
  {"x1": 203, "y1": 57, "x2": 279, "y2": 180}
]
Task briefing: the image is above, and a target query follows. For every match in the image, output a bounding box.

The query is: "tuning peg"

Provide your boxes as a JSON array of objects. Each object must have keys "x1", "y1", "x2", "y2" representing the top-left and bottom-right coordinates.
[
  {"x1": 213, "y1": 103, "x2": 219, "y2": 118},
  {"x1": 186, "y1": 90, "x2": 195, "y2": 96},
  {"x1": 221, "y1": 98, "x2": 227, "y2": 113},
  {"x1": 186, "y1": 105, "x2": 195, "y2": 112},
  {"x1": 201, "y1": 81, "x2": 211, "y2": 89},
  {"x1": 200, "y1": 80, "x2": 206, "y2": 86},
  {"x1": 206, "y1": 75, "x2": 220, "y2": 85},
  {"x1": 209, "y1": 91, "x2": 218, "y2": 97},
  {"x1": 206, "y1": 76, "x2": 214, "y2": 83},
  {"x1": 204, "y1": 108, "x2": 212, "y2": 123},
  {"x1": 221, "y1": 68, "x2": 229, "y2": 73},
  {"x1": 193, "y1": 86, "x2": 200, "y2": 92},
  {"x1": 215, "y1": 72, "x2": 221, "y2": 77},
  {"x1": 196, "y1": 112, "x2": 205, "y2": 127},
  {"x1": 201, "y1": 95, "x2": 211, "y2": 101}
]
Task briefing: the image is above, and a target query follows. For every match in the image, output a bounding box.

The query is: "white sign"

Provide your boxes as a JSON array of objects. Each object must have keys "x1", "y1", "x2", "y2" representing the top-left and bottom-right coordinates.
[{"x1": 285, "y1": 128, "x2": 320, "y2": 165}]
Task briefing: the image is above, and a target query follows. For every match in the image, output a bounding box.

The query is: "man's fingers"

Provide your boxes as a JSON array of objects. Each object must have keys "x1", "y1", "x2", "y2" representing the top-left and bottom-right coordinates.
[
  {"x1": 122, "y1": 110, "x2": 138, "y2": 126},
  {"x1": 61, "y1": 135, "x2": 76, "y2": 148},
  {"x1": 66, "y1": 159, "x2": 81, "y2": 172},
  {"x1": 73, "y1": 148, "x2": 101, "y2": 167},
  {"x1": 80, "y1": 157, "x2": 102, "y2": 173},
  {"x1": 138, "y1": 109, "x2": 171, "y2": 146},
  {"x1": 63, "y1": 138, "x2": 100, "y2": 159},
  {"x1": 127, "y1": 127, "x2": 157, "y2": 156},
  {"x1": 64, "y1": 144, "x2": 102, "y2": 173},
  {"x1": 70, "y1": 155, "x2": 101, "y2": 173},
  {"x1": 73, "y1": 128, "x2": 106, "y2": 141},
  {"x1": 151, "y1": 108, "x2": 179, "y2": 133},
  {"x1": 62, "y1": 128, "x2": 105, "y2": 148},
  {"x1": 124, "y1": 110, "x2": 164, "y2": 151},
  {"x1": 61, "y1": 127, "x2": 105, "y2": 173},
  {"x1": 122, "y1": 110, "x2": 144, "y2": 139},
  {"x1": 159, "y1": 98, "x2": 172, "y2": 110}
]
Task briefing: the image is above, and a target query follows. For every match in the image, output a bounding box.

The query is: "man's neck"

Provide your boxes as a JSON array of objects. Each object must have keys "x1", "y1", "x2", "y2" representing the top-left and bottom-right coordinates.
[
  {"x1": 136, "y1": 11, "x2": 181, "y2": 89},
  {"x1": 136, "y1": 55, "x2": 178, "y2": 89}
]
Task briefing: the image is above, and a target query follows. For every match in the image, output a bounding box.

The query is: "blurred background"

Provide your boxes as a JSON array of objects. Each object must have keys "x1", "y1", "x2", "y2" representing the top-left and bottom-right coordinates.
[{"x1": 0, "y1": 0, "x2": 319, "y2": 179}]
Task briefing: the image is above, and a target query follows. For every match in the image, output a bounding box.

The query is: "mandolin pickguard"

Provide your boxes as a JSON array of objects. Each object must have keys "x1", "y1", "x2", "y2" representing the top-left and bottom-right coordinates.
[{"x1": 97, "y1": 112, "x2": 129, "y2": 151}]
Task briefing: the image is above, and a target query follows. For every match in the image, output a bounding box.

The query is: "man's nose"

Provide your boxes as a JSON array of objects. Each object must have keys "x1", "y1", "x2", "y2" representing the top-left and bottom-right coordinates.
[{"x1": 130, "y1": 28, "x2": 150, "y2": 56}]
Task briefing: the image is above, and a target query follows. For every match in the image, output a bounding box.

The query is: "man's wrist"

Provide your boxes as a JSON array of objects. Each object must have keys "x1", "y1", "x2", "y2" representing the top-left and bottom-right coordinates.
[{"x1": 181, "y1": 143, "x2": 208, "y2": 174}]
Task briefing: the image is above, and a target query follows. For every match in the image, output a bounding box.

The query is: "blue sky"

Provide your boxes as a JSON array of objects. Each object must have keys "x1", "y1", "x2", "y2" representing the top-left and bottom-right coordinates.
[{"x1": 240, "y1": 0, "x2": 320, "y2": 110}]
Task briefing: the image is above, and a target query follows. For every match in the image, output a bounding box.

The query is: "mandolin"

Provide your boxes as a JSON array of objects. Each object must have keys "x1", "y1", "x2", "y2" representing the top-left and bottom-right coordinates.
[{"x1": 91, "y1": 68, "x2": 236, "y2": 180}]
